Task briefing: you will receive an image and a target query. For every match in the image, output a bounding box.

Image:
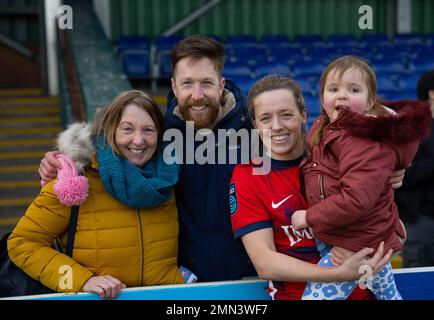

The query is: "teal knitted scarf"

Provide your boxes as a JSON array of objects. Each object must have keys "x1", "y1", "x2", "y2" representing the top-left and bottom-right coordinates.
[{"x1": 96, "y1": 136, "x2": 179, "y2": 209}]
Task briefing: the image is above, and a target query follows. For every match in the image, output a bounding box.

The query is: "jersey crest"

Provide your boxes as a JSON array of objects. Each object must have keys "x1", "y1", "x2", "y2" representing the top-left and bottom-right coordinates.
[{"x1": 229, "y1": 183, "x2": 238, "y2": 215}]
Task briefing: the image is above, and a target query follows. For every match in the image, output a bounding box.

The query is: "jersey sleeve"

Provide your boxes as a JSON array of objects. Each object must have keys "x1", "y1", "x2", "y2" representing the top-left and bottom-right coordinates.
[{"x1": 230, "y1": 164, "x2": 272, "y2": 239}]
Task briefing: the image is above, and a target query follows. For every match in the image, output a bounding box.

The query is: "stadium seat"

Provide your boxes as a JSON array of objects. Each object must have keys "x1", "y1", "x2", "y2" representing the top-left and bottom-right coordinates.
[
  {"x1": 226, "y1": 35, "x2": 257, "y2": 48},
  {"x1": 293, "y1": 61, "x2": 325, "y2": 77},
  {"x1": 359, "y1": 34, "x2": 390, "y2": 47},
  {"x1": 376, "y1": 75, "x2": 398, "y2": 92},
  {"x1": 372, "y1": 61, "x2": 407, "y2": 75},
  {"x1": 408, "y1": 57, "x2": 434, "y2": 73},
  {"x1": 155, "y1": 35, "x2": 184, "y2": 51},
  {"x1": 268, "y1": 47, "x2": 305, "y2": 65},
  {"x1": 426, "y1": 33, "x2": 434, "y2": 46},
  {"x1": 304, "y1": 94, "x2": 321, "y2": 117},
  {"x1": 394, "y1": 33, "x2": 424, "y2": 45},
  {"x1": 294, "y1": 34, "x2": 324, "y2": 47},
  {"x1": 398, "y1": 73, "x2": 422, "y2": 92},
  {"x1": 260, "y1": 34, "x2": 291, "y2": 47},
  {"x1": 122, "y1": 53, "x2": 150, "y2": 78},
  {"x1": 254, "y1": 62, "x2": 291, "y2": 78},
  {"x1": 293, "y1": 78, "x2": 314, "y2": 95},
  {"x1": 327, "y1": 34, "x2": 357, "y2": 47},
  {"x1": 117, "y1": 35, "x2": 150, "y2": 53},
  {"x1": 228, "y1": 75, "x2": 257, "y2": 95},
  {"x1": 230, "y1": 47, "x2": 269, "y2": 66},
  {"x1": 158, "y1": 52, "x2": 172, "y2": 77},
  {"x1": 224, "y1": 62, "x2": 252, "y2": 78}
]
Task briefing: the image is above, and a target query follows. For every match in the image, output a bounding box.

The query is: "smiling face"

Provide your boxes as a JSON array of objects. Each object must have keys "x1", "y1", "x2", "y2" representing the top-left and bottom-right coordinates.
[
  {"x1": 114, "y1": 103, "x2": 158, "y2": 167},
  {"x1": 171, "y1": 57, "x2": 225, "y2": 129},
  {"x1": 322, "y1": 67, "x2": 374, "y2": 122},
  {"x1": 253, "y1": 89, "x2": 306, "y2": 161}
]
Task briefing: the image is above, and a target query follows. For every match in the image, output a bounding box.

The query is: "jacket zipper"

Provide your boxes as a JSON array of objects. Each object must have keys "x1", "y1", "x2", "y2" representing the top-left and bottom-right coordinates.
[
  {"x1": 318, "y1": 174, "x2": 326, "y2": 200},
  {"x1": 137, "y1": 209, "x2": 144, "y2": 286}
]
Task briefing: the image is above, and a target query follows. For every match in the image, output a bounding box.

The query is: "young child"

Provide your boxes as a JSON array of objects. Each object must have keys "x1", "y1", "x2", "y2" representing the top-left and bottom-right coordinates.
[{"x1": 291, "y1": 56, "x2": 432, "y2": 300}]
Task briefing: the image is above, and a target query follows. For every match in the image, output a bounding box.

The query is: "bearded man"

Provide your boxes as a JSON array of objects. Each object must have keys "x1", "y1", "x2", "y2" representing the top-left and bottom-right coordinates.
[{"x1": 165, "y1": 35, "x2": 256, "y2": 281}]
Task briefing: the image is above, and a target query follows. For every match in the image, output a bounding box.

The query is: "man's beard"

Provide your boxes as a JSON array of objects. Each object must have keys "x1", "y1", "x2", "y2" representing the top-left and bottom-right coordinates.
[{"x1": 178, "y1": 97, "x2": 221, "y2": 130}]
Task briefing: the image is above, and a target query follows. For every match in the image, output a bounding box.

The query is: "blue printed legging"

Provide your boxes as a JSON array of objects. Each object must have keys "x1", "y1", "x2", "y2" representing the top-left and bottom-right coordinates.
[{"x1": 301, "y1": 252, "x2": 402, "y2": 300}]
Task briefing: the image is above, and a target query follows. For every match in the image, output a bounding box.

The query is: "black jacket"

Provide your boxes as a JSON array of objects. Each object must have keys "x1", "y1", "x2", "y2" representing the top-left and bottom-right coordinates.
[
  {"x1": 164, "y1": 79, "x2": 257, "y2": 281},
  {"x1": 395, "y1": 113, "x2": 434, "y2": 223}
]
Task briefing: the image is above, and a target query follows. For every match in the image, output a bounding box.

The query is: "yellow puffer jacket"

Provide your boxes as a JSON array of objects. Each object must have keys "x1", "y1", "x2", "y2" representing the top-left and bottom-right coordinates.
[{"x1": 8, "y1": 158, "x2": 184, "y2": 293}]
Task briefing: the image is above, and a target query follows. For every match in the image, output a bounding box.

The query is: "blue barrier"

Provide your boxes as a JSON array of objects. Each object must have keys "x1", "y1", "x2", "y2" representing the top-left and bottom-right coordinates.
[{"x1": 3, "y1": 267, "x2": 434, "y2": 300}]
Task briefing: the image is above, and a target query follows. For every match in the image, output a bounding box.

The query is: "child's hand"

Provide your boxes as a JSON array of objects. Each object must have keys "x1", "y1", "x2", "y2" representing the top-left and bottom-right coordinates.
[{"x1": 291, "y1": 210, "x2": 308, "y2": 230}]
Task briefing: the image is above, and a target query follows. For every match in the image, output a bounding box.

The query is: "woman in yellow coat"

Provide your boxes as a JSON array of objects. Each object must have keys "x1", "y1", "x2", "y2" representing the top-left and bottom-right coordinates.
[{"x1": 8, "y1": 90, "x2": 184, "y2": 298}]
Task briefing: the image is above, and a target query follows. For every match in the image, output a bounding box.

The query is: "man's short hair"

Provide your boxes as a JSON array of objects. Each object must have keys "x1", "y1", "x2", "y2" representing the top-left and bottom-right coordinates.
[
  {"x1": 417, "y1": 70, "x2": 434, "y2": 101},
  {"x1": 171, "y1": 35, "x2": 224, "y2": 78}
]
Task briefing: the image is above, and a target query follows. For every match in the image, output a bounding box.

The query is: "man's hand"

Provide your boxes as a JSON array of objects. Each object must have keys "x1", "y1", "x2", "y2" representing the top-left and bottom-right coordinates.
[
  {"x1": 82, "y1": 275, "x2": 126, "y2": 299},
  {"x1": 39, "y1": 151, "x2": 62, "y2": 186},
  {"x1": 390, "y1": 169, "x2": 405, "y2": 189},
  {"x1": 291, "y1": 210, "x2": 308, "y2": 230}
]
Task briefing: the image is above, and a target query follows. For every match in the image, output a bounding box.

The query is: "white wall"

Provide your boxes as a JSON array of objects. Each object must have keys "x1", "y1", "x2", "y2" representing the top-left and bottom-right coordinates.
[
  {"x1": 44, "y1": 0, "x2": 61, "y2": 96},
  {"x1": 93, "y1": 0, "x2": 111, "y2": 40}
]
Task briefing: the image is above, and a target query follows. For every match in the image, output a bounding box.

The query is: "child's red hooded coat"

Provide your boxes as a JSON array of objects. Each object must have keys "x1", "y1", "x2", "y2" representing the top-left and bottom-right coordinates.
[{"x1": 301, "y1": 100, "x2": 432, "y2": 253}]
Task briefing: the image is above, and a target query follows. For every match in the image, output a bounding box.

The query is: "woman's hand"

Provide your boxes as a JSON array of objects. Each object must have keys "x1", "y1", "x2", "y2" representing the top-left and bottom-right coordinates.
[
  {"x1": 39, "y1": 151, "x2": 61, "y2": 186},
  {"x1": 82, "y1": 275, "x2": 126, "y2": 299},
  {"x1": 390, "y1": 169, "x2": 405, "y2": 189},
  {"x1": 330, "y1": 246, "x2": 354, "y2": 266},
  {"x1": 398, "y1": 219, "x2": 407, "y2": 245},
  {"x1": 291, "y1": 210, "x2": 308, "y2": 230},
  {"x1": 336, "y1": 241, "x2": 393, "y2": 282}
]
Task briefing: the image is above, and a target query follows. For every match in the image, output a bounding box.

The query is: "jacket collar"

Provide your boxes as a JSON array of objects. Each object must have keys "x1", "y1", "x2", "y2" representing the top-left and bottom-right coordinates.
[{"x1": 333, "y1": 100, "x2": 432, "y2": 144}]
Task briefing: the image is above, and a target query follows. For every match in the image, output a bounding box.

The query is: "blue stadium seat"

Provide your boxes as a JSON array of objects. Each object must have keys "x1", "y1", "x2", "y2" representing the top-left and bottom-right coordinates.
[
  {"x1": 224, "y1": 62, "x2": 252, "y2": 78},
  {"x1": 268, "y1": 47, "x2": 305, "y2": 65},
  {"x1": 303, "y1": 94, "x2": 321, "y2": 117},
  {"x1": 408, "y1": 57, "x2": 434, "y2": 73},
  {"x1": 293, "y1": 77, "x2": 314, "y2": 95},
  {"x1": 394, "y1": 33, "x2": 424, "y2": 45},
  {"x1": 377, "y1": 91, "x2": 396, "y2": 101},
  {"x1": 398, "y1": 73, "x2": 422, "y2": 92},
  {"x1": 122, "y1": 53, "x2": 150, "y2": 78},
  {"x1": 230, "y1": 47, "x2": 269, "y2": 66},
  {"x1": 294, "y1": 34, "x2": 324, "y2": 46},
  {"x1": 293, "y1": 61, "x2": 325, "y2": 77},
  {"x1": 426, "y1": 33, "x2": 434, "y2": 46},
  {"x1": 390, "y1": 90, "x2": 417, "y2": 101},
  {"x1": 359, "y1": 34, "x2": 390, "y2": 47},
  {"x1": 228, "y1": 75, "x2": 257, "y2": 95},
  {"x1": 376, "y1": 75, "x2": 398, "y2": 92},
  {"x1": 226, "y1": 35, "x2": 257, "y2": 48},
  {"x1": 372, "y1": 61, "x2": 407, "y2": 75},
  {"x1": 117, "y1": 35, "x2": 150, "y2": 53},
  {"x1": 327, "y1": 34, "x2": 357, "y2": 47},
  {"x1": 155, "y1": 35, "x2": 184, "y2": 51},
  {"x1": 158, "y1": 52, "x2": 172, "y2": 77},
  {"x1": 254, "y1": 62, "x2": 291, "y2": 78},
  {"x1": 260, "y1": 34, "x2": 291, "y2": 47}
]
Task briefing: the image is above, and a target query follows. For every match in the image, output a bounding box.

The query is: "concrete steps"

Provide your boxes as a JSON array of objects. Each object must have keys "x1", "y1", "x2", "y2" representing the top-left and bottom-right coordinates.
[{"x1": 0, "y1": 89, "x2": 62, "y2": 238}]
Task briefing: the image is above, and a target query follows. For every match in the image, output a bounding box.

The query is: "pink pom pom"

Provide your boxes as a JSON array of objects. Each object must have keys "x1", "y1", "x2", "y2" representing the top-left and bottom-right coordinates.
[
  {"x1": 54, "y1": 176, "x2": 89, "y2": 206},
  {"x1": 53, "y1": 154, "x2": 89, "y2": 206}
]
